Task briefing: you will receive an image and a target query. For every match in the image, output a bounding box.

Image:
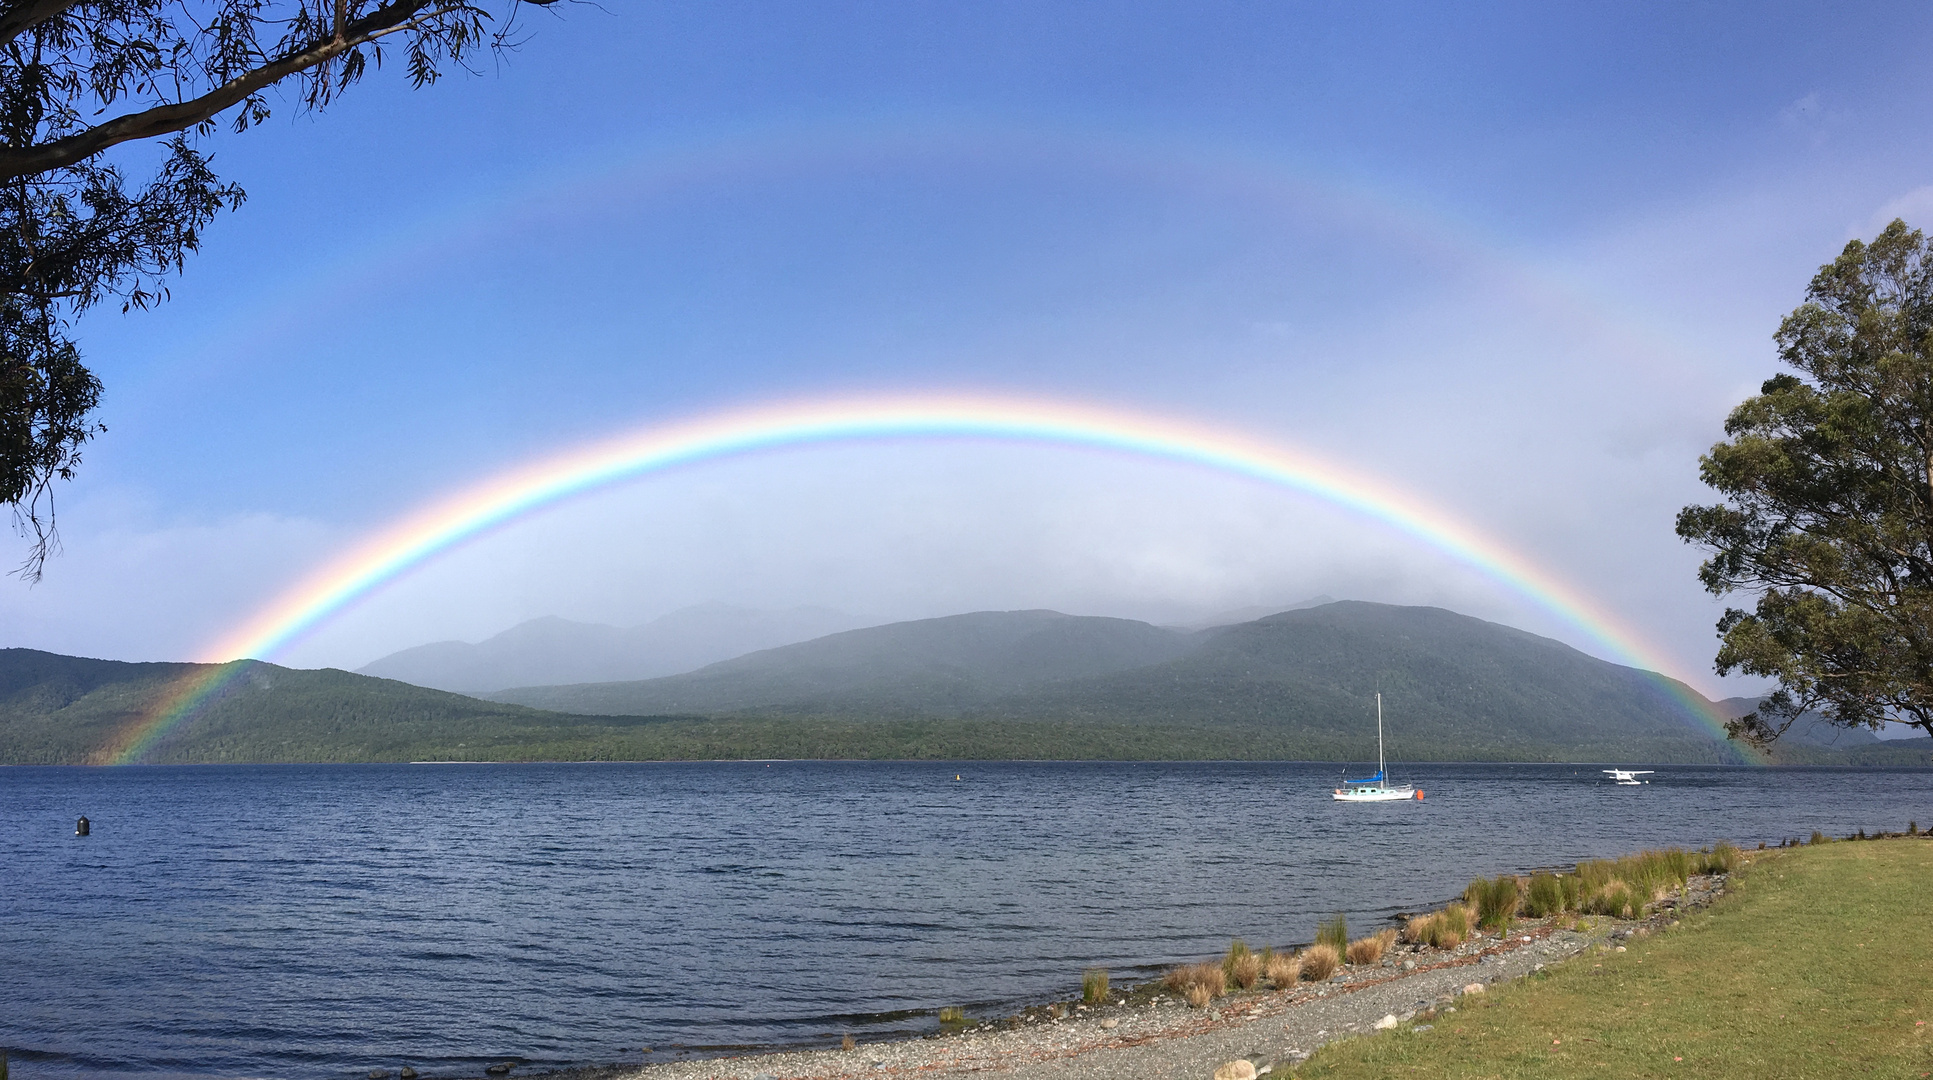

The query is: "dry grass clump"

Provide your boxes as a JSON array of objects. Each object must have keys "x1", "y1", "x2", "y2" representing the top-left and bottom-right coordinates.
[
  {"x1": 1164, "y1": 961, "x2": 1225, "y2": 1007},
  {"x1": 1298, "y1": 943, "x2": 1340, "y2": 981},
  {"x1": 1346, "y1": 928, "x2": 1398, "y2": 965},
  {"x1": 1405, "y1": 903, "x2": 1470, "y2": 949},
  {"x1": 1081, "y1": 968, "x2": 1108, "y2": 1004},
  {"x1": 1402, "y1": 912, "x2": 1436, "y2": 945},
  {"x1": 1262, "y1": 948, "x2": 1301, "y2": 987},
  {"x1": 1219, "y1": 940, "x2": 1261, "y2": 990},
  {"x1": 938, "y1": 1006, "x2": 967, "y2": 1024},
  {"x1": 1221, "y1": 939, "x2": 1255, "y2": 987}
]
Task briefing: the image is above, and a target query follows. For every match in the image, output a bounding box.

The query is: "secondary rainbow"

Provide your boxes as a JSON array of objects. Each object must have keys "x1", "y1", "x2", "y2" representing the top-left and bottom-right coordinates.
[{"x1": 104, "y1": 394, "x2": 1747, "y2": 764}]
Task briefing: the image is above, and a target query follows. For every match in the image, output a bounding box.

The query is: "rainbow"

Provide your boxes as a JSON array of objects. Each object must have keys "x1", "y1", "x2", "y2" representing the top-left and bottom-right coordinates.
[{"x1": 103, "y1": 394, "x2": 1750, "y2": 764}]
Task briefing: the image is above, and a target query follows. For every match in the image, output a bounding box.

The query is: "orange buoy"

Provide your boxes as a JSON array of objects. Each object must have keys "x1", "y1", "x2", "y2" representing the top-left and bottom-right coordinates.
[{"x1": 1415, "y1": 790, "x2": 1425, "y2": 800}]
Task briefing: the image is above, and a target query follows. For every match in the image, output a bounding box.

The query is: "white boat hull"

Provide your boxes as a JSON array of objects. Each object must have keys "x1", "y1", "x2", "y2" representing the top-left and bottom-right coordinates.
[
  {"x1": 1333, "y1": 785, "x2": 1419, "y2": 802},
  {"x1": 1331, "y1": 694, "x2": 1423, "y2": 802}
]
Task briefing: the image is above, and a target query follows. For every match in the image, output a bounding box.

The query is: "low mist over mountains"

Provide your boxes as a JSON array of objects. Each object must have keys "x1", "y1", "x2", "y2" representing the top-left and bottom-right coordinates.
[{"x1": 356, "y1": 603, "x2": 862, "y2": 692}]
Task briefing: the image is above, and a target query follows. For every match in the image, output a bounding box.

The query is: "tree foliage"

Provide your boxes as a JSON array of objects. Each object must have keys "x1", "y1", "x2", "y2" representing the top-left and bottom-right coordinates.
[
  {"x1": 1679, "y1": 219, "x2": 1933, "y2": 743},
  {"x1": 0, "y1": 0, "x2": 559, "y2": 580}
]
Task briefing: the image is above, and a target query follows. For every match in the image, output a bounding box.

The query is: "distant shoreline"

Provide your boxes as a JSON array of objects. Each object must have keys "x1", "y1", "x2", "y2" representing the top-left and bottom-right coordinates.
[{"x1": 16, "y1": 757, "x2": 1933, "y2": 768}]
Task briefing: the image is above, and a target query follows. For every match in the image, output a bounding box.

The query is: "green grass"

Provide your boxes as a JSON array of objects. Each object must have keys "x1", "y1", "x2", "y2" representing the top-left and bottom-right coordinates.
[
  {"x1": 1318, "y1": 914, "x2": 1350, "y2": 953},
  {"x1": 1468, "y1": 874, "x2": 1521, "y2": 932},
  {"x1": 1524, "y1": 872, "x2": 1565, "y2": 918},
  {"x1": 1082, "y1": 968, "x2": 1109, "y2": 1004},
  {"x1": 1299, "y1": 838, "x2": 1933, "y2": 1079}
]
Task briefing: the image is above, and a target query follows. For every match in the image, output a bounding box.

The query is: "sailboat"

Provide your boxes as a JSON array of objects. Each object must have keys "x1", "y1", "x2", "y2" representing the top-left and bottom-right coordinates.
[{"x1": 1332, "y1": 693, "x2": 1422, "y2": 802}]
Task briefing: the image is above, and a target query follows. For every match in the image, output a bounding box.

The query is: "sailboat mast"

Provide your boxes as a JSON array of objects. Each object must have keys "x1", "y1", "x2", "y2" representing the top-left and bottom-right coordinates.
[{"x1": 1376, "y1": 692, "x2": 1385, "y2": 779}]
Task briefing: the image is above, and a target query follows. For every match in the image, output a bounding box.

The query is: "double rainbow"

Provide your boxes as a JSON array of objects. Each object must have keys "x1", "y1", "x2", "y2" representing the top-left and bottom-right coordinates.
[{"x1": 101, "y1": 394, "x2": 1743, "y2": 764}]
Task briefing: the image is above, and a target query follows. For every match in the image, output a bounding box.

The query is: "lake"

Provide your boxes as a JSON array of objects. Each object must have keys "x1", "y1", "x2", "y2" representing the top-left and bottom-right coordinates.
[{"x1": 3, "y1": 761, "x2": 1928, "y2": 1079}]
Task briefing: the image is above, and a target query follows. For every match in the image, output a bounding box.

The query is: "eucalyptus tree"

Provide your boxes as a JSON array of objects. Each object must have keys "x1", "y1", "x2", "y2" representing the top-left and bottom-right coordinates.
[
  {"x1": 1, "y1": 0, "x2": 562, "y2": 579},
  {"x1": 1679, "y1": 219, "x2": 1933, "y2": 744}
]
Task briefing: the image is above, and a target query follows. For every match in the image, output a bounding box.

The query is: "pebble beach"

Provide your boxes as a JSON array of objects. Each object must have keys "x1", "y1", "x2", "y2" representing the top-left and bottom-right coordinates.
[{"x1": 606, "y1": 873, "x2": 1727, "y2": 1080}]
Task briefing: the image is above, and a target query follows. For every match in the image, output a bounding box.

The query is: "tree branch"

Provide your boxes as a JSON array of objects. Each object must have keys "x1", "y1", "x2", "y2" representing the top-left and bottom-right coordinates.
[
  {"x1": 0, "y1": 0, "x2": 455, "y2": 180},
  {"x1": 0, "y1": 0, "x2": 80, "y2": 48}
]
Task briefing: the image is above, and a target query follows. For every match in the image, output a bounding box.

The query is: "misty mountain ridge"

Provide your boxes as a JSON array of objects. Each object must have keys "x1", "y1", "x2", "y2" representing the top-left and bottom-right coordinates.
[
  {"x1": 482, "y1": 600, "x2": 1837, "y2": 763},
  {"x1": 356, "y1": 602, "x2": 863, "y2": 692},
  {"x1": 488, "y1": 608, "x2": 1197, "y2": 715},
  {"x1": 1175, "y1": 595, "x2": 1337, "y2": 630}
]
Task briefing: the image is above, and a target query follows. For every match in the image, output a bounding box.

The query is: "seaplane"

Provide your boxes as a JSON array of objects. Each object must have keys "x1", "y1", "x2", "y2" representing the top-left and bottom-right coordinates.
[{"x1": 1603, "y1": 769, "x2": 1654, "y2": 785}]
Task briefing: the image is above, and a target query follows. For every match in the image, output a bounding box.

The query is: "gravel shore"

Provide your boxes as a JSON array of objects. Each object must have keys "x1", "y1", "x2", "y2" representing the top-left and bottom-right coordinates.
[
  {"x1": 603, "y1": 872, "x2": 1725, "y2": 1080},
  {"x1": 521, "y1": 869, "x2": 1731, "y2": 1080}
]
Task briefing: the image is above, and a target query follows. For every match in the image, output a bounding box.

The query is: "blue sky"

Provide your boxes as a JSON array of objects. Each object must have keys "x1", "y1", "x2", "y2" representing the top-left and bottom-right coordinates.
[{"x1": 9, "y1": 1, "x2": 1933, "y2": 694}]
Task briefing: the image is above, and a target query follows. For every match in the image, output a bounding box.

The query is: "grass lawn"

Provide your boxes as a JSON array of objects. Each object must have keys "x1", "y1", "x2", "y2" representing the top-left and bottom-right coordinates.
[{"x1": 1299, "y1": 838, "x2": 1933, "y2": 1079}]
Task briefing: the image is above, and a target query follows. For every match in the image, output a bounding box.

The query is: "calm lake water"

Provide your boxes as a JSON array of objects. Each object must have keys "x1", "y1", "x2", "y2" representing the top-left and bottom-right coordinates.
[{"x1": 4, "y1": 760, "x2": 1930, "y2": 1079}]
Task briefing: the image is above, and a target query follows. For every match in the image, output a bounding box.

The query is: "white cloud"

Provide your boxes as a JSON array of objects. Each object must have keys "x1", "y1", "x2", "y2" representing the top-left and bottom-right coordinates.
[
  {"x1": 1864, "y1": 185, "x2": 1933, "y2": 237},
  {"x1": 0, "y1": 494, "x2": 340, "y2": 663}
]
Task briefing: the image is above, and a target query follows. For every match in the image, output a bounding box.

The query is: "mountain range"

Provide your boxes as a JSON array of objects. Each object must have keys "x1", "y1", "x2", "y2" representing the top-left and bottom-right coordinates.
[
  {"x1": 481, "y1": 602, "x2": 1755, "y2": 762},
  {"x1": 4, "y1": 601, "x2": 1926, "y2": 765}
]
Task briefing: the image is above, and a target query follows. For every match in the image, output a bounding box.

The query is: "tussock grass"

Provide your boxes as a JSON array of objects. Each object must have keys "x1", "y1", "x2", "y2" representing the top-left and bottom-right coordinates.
[
  {"x1": 1228, "y1": 952, "x2": 1263, "y2": 990},
  {"x1": 1262, "y1": 948, "x2": 1301, "y2": 986},
  {"x1": 1299, "y1": 943, "x2": 1340, "y2": 981},
  {"x1": 1081, "y1": 968, "x2": 1108, "y2": 1004},
  {"x1": 1811, "y1": 830, "x2": 1828, "y2": 845},
  {"x1": 1299, "y1": 840, "x2": 1933, "y2": 1079},
  {"x1": 938, "y1": 1006, "x2": 966, "y2": 1024},
  {"x1": 1402, "y1": 912, "x2": 1437, "y2": 945},
  {"x1": 1165, "y1": 961, "x2": 1225, "y2": 1007},
  {"x1": 1584, "y1": 880, "x2": 1640, "y2": 919},
  {"x1": 1523, "y1": 872, "x2": 1565, "y2": 918},
  {"x1": 1404, "y1": 903, "x2": 1472, "y2": 949},
  {"x1": 1470, "y1": 874, "x2": 1521, "y2": 932},
  {"x1": 841, "y1": 1034, "x2": 855, "y2": 1051},
  {"x1": 1347, "y1": 928, "x2": 1398, "y2": 965},
  {"x1": 1696, "y1": 842, "x2": 1740, "y2": 874},
  {"x1": 1574, "y1": 848, "x2": 1692, "y2": 911},
  {"x1": 1221, "y1": 939, "x2": 1253, "y2": 984},
  {"x1": 1316, "y1": 913, "x2": 1349, "y2": 953}
]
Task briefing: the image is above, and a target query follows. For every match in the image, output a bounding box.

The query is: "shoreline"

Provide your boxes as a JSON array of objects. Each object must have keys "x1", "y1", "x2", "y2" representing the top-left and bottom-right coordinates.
[{"x1": 588, "y1": 872, "x2": 1726, "y2": 1080}]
